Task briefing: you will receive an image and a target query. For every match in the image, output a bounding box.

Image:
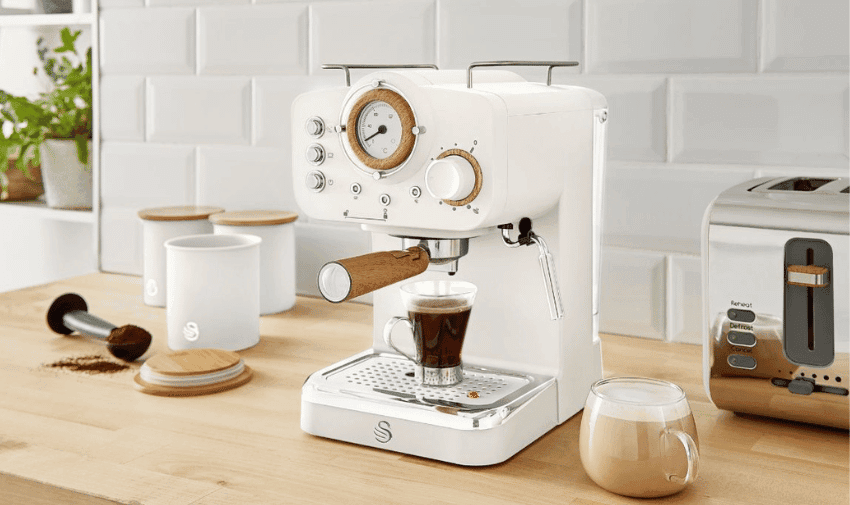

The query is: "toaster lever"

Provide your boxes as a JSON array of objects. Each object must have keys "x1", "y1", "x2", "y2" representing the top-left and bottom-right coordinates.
[
  {"x1": 787, "y1": 265, "x2": 830, "y2": 288},
  {"x1": 788, "y1": 377, "x2": 816, "y2": 396}
]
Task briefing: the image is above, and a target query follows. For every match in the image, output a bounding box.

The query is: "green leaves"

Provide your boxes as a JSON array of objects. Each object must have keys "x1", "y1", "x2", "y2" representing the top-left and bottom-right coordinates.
[
  {"x1": 0, "y1": 25, "x2": 91, "y2": 188},
  {"x1": 55, "y1": 28, "x2": 81, "y2": 54}
]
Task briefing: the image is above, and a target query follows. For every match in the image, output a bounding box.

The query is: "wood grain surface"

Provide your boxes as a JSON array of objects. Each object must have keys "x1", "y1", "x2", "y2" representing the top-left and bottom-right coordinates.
[
  {"x1": 332, "y1": 246, "x2": 430, "y2": 302},
  {"x1": 0, "y1": 273, "x2": 846, "y2": 505}
]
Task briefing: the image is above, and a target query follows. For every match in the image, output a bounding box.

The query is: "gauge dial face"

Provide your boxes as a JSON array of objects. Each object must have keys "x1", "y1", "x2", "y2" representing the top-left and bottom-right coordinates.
[
  {"x1": 345, "y1": 88, "x2": 416, "y2": 172},
  {"x1": 356, "y1": 101, "x2": 403, "y2": 160}
]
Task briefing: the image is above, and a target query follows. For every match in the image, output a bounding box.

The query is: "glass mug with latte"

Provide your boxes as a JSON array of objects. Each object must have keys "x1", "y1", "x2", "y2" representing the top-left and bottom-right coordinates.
[{"x1": 579, "y1": 377, "x2": 700, "y2": 498}]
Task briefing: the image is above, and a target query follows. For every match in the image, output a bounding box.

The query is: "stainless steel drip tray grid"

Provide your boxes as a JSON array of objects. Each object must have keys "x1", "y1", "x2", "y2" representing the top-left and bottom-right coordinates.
[{"x1": 310, "y1": 352, "x2": 554, "y2": 418}]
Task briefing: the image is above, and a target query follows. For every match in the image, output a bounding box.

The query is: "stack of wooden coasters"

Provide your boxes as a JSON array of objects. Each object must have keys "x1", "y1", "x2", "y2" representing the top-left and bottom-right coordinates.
[{"x1": 134, "y1": 348, "x2": 253, "y2": 396}]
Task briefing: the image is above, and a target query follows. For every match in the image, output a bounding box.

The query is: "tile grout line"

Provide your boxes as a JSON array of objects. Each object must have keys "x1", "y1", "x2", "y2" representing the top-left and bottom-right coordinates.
[
  {"x1": 665, "y1": 254, "x2": 674, "y2": 343},
  {"x1": 306, "y1": 4, "x2": 313, "y2": 75},
  {"x1": 665, "y1": 76, "x2": 673, "y2": 163},
  {"x1": 581, "y1": 0, "x2": 588, "y2": 74},
  {"x1": 434, "y1": 0, "x2": 440, "y2": 68},
  {"x1": 194, "y1": 8, "x2": 200, "y2": 76}
]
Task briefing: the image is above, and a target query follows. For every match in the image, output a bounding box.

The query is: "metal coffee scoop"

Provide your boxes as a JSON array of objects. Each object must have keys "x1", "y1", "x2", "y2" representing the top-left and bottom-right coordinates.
[{"x1": 47, "y1": 293, "x2": 152, "y2": 362}]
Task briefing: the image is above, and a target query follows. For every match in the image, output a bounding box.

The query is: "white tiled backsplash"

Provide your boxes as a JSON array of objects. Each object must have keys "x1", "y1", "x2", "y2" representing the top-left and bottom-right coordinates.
[{"x1": 98, "y1": 0, "x2": 850, "y2": 344}]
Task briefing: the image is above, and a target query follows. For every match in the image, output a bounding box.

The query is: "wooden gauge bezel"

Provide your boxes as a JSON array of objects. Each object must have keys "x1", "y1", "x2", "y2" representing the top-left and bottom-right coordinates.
[
  {"x1": 346, "y1": 88, "x2": 416, "y2": 171},
  {"x1": 437, "y1": 149, "x2": 483, "y2": 207}
]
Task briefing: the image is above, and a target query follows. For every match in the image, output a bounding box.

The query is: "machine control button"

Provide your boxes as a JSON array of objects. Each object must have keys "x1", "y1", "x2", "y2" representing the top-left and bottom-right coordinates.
[
  {"x1": 379, "y1": 194, "x2": 391, "y2": 206},
  {"x1": 409, "y1": 186, "x2": 421, "y2": 198},
  {"x1": 305, "y1": 171, "x2": 325, "y2": 192},
  {"x1": 727, "y1": 354, "x2": 756, "y2": 370},
  {"x1": 305, "y1": 117, "x2": 325, "y2": 138},
  {"x1": 727, "y1": 331, "x2": 756, "y2": 347},
  {"x1": 306, "y1": 144, "x2": 325, "y2": 165},
  {"x1": 350, "y1": 183, "x2": 362, "y2": 195},
  {"x1": 788, "y1": 377, "x2": 816, "y2": 396},
  {"x1": 727, "y1": 308, "x2": 755, "y2": 323},
  {"x1": 425, "y1": 155, "x2": 476, "y2": 201}
]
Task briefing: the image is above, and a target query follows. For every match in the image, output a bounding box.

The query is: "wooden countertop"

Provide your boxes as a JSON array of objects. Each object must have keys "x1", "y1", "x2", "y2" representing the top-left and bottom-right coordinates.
[{"x1": 0, "y1": 273, "x2": 846, "y2": 505}]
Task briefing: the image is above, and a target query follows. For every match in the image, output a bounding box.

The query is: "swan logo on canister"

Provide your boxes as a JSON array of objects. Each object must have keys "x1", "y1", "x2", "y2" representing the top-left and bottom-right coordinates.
[
  {"x1": 183, "y1": 322, "x2": 200, "y2": 342},
  {"x1": 145, "y1": 279, "x2": 158, "y2": 297}
]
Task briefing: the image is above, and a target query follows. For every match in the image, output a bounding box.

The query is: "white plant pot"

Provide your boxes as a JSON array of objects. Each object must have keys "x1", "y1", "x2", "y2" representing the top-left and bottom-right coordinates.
[{"x1": 39, "y1": 139, "x2": 93, "y2": 209}]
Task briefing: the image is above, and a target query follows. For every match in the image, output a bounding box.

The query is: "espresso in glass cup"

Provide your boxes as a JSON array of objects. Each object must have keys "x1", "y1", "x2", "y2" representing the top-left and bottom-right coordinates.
[
  {"x1": 579, "y1": 377, "x2": 700, "y2": 498},
  {"x1": 383, "y1": 280, "x2": 476, "y2": 386}
]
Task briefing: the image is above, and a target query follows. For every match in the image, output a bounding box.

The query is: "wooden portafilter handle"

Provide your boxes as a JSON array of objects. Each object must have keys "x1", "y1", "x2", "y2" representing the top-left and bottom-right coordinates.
[{"x1": 318, "y1": 247, "x2": 431, "y2": 303}]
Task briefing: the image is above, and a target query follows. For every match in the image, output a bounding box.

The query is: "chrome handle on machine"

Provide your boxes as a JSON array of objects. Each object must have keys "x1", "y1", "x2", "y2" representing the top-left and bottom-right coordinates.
[
  {"x1": 467, "y1": 61, "x2": 579, "y2": 88},
  {"x1": 499, "y1": 219, "x2": 564, "y2": 320},
  {"x1": 322, "y1": 64, "x2": 439, "y2": 86}
]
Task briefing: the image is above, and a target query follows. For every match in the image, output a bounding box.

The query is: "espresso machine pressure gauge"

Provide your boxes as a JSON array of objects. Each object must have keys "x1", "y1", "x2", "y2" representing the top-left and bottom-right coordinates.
[{"x1": 345, "y1": 88, "x2": 417, "y2": 173}]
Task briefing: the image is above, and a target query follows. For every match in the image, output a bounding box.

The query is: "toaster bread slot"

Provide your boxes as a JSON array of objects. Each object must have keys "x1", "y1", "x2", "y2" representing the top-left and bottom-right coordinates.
[
  {"x1": 784, "y1": 238, "x2": 834, "y2": 367},
  {"x1": 769, "y1": 177, "x2": 834, "y2": 192}
]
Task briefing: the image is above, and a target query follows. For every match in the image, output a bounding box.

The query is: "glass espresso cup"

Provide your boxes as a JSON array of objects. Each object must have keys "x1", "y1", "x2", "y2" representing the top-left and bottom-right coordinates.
[
  {"x1": 383, "y1": 280, "x2": 477, "y2": 386},
  {"x1": 579, "y1": 377, "x2": 700, "y2": 498}
]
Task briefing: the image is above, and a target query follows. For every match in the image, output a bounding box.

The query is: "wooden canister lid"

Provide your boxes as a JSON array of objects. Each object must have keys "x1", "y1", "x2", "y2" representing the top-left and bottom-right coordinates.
[
  {"x1": 138, "y1": 206, "x2": 225, "y2": 222},
  {"x1": 209, "y1": 210, "x2": 299, "y2": 226},
  {"x1": 142, "y1": 348, "x2": 240, "y2": 376}
]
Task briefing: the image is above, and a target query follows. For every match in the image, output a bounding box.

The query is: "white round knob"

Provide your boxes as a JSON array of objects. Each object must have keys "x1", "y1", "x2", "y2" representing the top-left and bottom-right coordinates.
[
  {"x1": 305, "y1": 117, "x2": 324, "y2": 137},
  {"x1": 305, "y1": 171, "x2": 325, "y2": 192},
  {"x1": 306, "y1": 144, "x2": 325, "y2": 165},
  {"x1": 425, "y1": 155, "x2": 476, "y2": 201}
]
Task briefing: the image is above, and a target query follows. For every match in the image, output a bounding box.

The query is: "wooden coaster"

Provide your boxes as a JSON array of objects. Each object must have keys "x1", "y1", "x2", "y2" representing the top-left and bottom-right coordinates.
[{"x1": 134, "y1": 348, "x2": 253, "y2": 397}]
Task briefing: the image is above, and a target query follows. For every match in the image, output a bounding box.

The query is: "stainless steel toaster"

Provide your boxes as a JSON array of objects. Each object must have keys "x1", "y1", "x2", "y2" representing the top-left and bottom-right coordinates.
[{"x1": 703, "y1": 176, "x2": 849, "y2": 429}]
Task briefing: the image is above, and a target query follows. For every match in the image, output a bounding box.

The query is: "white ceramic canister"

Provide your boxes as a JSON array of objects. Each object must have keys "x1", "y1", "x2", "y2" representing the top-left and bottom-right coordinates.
[
  {"x1": 138, "y1": 206, "x2": 224, "y2": 307},
  {"x1": 210, "y1": 210, "x2": 299, "y2": 315},
  {"x1": 164, "y1": 233, "x2": 261, "y2": 351}
]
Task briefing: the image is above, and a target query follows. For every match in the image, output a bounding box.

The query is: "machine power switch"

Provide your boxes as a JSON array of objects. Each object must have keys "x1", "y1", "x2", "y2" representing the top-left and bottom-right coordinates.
[
  {"x1": 305, "y1": 171, "x2": 326, "y2": 192},
  {"x1": 788, "y1": 377, "x2": 816, "y2": 396},
  {"x1": 727, "y1": 308, "x2": 756, "y2": 323}
]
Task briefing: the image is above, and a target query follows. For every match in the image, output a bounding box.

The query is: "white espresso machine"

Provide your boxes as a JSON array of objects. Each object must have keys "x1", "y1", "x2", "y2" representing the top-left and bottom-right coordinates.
[{"x1": 292, "y1": 62, "x2": 608, "y2": 466}]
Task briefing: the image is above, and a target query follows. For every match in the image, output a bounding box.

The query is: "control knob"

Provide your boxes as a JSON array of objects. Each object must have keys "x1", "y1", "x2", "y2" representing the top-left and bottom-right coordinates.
[
  {"x1": 305, "y1": 171, "x2": 326, "y2": 192},
  {"x1": 306, "y1": 144, "x2": 325, "y2": 165},
  {"x1": 305, "y1": 117, "x2": 325, "y2": 137},
  {"x1": 425, "y1": 155, "x2": 476, "y2": 201}
]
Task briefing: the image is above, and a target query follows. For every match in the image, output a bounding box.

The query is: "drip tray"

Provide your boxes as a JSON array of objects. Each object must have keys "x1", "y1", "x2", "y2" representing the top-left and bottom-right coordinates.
[{"x1": 307, "y1": 352, "x2": 554, "y2": 428}]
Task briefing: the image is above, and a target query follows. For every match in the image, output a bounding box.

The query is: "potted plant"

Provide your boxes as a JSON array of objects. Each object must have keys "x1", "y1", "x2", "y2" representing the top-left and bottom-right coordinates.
[{"x1": 0, "y1": 27, "x2": 92, "y2": 209}]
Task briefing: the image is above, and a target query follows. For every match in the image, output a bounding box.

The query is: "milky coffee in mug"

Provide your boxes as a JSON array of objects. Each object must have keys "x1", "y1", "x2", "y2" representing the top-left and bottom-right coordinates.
[{"x1": 579, "y1": 377, "x2": 699, "y2": 498}]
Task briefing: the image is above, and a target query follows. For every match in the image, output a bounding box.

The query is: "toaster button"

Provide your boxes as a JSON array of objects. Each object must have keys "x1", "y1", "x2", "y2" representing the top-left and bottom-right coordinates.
[
  {"x1": 727, "y1": 331, "x2": 756, "y2": 347},
  {"x1": 788, "y1": 377, "x2": 816, "y2": 396},
  {"x1": 727, "y1": 309, "x2": 756, "y2": 323},
  {"x1": 727, "y1": 354, "x2": 756, "y2": 370}
]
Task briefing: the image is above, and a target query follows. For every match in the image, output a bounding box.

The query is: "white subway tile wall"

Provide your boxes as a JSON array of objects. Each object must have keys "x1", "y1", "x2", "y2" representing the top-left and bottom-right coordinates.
[
  {"x1": 587, "y1": 0, "x2": 759, "y2": 73},
  {"x1": 99, "y1": 0, "x2": 850, "y2": 342},
  {"x1": 100, "y1": 76, "x2": 145, "y2": 140},
  {"x1": 198, "y1": 4, "x2": 309, "y2": 76}
]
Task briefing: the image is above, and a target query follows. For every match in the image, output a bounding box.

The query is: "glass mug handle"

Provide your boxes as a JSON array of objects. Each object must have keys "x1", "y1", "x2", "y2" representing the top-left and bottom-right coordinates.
[
  {"x1": 383, "y1": 316, "x2": 417, "y2": 364},
  {"x1": 664, "y1": 429, "x2": 699, "y2": 485}
]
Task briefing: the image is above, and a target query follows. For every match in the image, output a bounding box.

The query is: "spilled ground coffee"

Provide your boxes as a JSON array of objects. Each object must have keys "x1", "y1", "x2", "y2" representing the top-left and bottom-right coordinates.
[{"x1": 45, "y1": 355, "x2": 129, "y2": 374}]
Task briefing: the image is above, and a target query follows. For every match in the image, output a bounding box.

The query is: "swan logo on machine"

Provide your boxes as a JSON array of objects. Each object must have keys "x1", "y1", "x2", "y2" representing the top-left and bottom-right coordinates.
[
  {"x1": 183, "y1": 322, "x2": 200, "y2": 342},
  {"x1": 374, "y1": 420, "x2": 392, "y2": 444}
]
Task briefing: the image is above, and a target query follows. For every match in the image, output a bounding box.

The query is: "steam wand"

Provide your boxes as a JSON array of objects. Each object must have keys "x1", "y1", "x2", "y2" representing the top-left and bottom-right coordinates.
[{"x1": 499, "y1": 218, "x2": 564, "y2": 320}]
